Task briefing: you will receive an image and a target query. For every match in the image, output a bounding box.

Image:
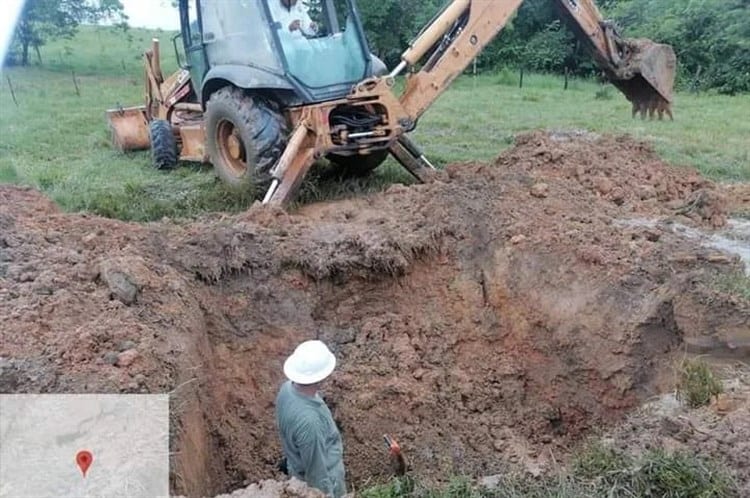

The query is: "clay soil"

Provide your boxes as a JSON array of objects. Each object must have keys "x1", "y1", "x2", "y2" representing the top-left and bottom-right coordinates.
[{"x1": 1, "y1": 131, "x2": 748, "y2": 497}]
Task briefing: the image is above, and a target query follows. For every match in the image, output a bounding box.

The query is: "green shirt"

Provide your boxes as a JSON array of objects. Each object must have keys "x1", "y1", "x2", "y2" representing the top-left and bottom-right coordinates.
[{"x1": 275, "y1": 380, "x2": 346, "y2": 497}]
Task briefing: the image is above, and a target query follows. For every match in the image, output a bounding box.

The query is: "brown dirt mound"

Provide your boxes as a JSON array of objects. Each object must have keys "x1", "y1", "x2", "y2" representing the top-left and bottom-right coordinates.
[
  {"x1": 1, "y1": 132, "x2": 747, "y2": 497},
  {"x1": 722, "y1": 183, "x2": 750, "y2": 216},
  {"x1": 497, "y1": 131, "x2": 726, "y2": 227}
]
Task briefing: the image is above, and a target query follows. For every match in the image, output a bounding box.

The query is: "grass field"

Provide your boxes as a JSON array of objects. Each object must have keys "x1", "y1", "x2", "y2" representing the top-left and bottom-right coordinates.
[{"x1": 1, "y1": 26, "x2": 748, "y2": 221}]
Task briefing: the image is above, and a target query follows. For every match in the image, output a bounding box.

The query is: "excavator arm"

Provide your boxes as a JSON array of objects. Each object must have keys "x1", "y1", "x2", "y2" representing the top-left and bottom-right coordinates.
[
  {"x1": 263, "y1": 0, "x2": 677, "y2": 206},
  {"x1": 555, "y1": 0, "x2": 676, "y2": 119},
  {"x1": 393, "y1": 0, "x2": 676, "y2": 123}
]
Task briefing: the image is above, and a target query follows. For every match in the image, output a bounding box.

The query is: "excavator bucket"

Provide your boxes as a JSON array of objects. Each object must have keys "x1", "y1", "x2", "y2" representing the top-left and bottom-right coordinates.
[
  {"x1": 613, "y1": 39, "x2": 677, "y2": 120},
  {"x1": 632, "y1": 41, "x2": 676, "y2": 103},
  {"x1": 106, "y1": 105, "x2": 150, "y2": 152}
]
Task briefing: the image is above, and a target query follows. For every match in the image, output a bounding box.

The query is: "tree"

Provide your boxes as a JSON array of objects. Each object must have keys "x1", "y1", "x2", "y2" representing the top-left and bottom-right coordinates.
[
  {"x1": 11, "y1": 0, "x2": 127, "y2": 66},
  {"x1": 355, "y1": 0, "x2": 445, "y2": 67},
  {"x1": 608, "y1": 0, "x2": 750, "y2": 94}
]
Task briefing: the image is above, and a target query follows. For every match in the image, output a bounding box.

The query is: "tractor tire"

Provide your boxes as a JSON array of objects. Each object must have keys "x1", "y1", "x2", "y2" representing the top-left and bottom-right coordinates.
[
  {"x1": 148, "y1": 119, "x2": 178, "y2": 170},
  {"x1": 205, "y1": 87, "x2": 288, "y2": 190},
  {"x1": 326, "y1": 149, "x2": 389, "y2": 177}
]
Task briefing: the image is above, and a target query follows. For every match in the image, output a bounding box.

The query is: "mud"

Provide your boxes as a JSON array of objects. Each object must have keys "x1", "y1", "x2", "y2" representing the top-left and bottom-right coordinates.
[{"x1": 1, "y1": 132, "x2": 748, "y2": 497}]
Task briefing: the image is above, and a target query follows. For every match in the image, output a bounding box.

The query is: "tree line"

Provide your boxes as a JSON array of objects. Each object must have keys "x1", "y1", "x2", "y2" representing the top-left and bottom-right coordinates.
[
  {"x1": 6, "y1": 0, "x2": 748, "y2": 94},
  {"x1": 6, "y1": 0, "x2": 127, "y2": 67},
  {"x1": 359, "y1": 0, "x2": 749, "y2": 95}
]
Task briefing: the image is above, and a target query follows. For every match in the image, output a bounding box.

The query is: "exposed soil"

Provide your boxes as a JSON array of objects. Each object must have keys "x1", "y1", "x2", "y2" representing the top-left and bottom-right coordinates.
[
  {"x1": 723, "y1": 183, "x2": 750, "y2": 216},
  {"x1": 1, "y1": 131, "x2": 748, "y2": 497},
  {"x1": 605, "y1": 361, "x2": 750, "y2": 496}
]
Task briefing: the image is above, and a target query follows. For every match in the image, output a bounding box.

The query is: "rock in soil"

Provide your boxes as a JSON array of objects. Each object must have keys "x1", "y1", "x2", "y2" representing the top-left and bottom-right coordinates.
[
  {"x1": 99, "y1": 261, "x2": 139, "y2": 305},
  {"x1": 102, "y1": 351, "x2": 119, "y2": 366},
  {"x1": 115, "y1": 349, "x2": 139, "y2": 368}
]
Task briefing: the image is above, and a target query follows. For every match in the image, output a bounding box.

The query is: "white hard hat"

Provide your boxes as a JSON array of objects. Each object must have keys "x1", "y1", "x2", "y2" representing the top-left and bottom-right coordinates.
[{"x1": 283, "y1": 340, "x2": 337, "y2": 385}]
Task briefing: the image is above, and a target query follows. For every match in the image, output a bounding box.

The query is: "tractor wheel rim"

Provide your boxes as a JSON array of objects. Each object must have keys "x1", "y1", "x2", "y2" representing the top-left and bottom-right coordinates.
[{"x1": 216, "y1": 119, "x2": 246, "y2": 177}]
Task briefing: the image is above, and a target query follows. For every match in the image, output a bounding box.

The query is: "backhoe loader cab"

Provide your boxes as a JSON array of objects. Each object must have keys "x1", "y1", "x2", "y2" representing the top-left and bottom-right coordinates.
[
  {"x1": 181, "y1": 0, "x2": 379, "y2": 106},
  {"x1": 107, "y1": 0, "x2": 391, "y2": 188}
]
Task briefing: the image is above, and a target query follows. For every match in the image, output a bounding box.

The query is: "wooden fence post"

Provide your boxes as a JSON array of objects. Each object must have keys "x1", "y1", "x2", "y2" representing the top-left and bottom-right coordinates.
[
  {"x1": 71, "y1": 70, "x2": 80, "y2": 97},
  {"x1": 691, "y1": 66, "x2": 703, "y2": 93},
  {"x1": 6, "y1": 75, "x2": 18, "y2": 107}
]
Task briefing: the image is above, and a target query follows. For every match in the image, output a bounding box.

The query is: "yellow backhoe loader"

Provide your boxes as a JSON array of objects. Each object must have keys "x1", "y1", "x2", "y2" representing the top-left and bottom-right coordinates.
[{"x1": 106, "y1": 0, "x2": 676, "y2": 207}]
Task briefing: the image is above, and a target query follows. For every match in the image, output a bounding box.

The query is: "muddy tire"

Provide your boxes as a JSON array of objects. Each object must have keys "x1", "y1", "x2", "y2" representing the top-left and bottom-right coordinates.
[
  {"x1": 205, "y1": 87, "x2": 288, "y2": 190},
  {"x1": 327, "y1": 150, "x2": 389, "y2": 177},
  {"x1": 149, "y1": 119, "x2": 178, "y2": 170}
]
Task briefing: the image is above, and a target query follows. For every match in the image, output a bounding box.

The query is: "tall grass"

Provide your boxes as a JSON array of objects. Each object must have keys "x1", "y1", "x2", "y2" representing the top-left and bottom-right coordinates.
[{"x1": 675, "y1": 358, "x2": 724, "y2": 408}]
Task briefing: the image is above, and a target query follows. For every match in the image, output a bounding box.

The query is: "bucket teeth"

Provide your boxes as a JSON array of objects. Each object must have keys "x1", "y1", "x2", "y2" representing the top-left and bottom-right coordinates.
[{"x1": 631, "y1": 96, "x2": 673, "y2": 121}]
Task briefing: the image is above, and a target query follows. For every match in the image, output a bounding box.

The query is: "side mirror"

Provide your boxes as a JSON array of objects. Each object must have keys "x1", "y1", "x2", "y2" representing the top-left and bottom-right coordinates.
[{"x1": 172, "y1": 32, "x2": 189, "y2": 69}]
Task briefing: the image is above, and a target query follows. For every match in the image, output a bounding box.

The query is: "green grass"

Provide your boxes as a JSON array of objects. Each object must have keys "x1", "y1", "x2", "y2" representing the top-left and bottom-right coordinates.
[
  {"x1": 572, "y1": 440, "x2": 633, "y2": 481},
  {"x1": 358, "y1": 445, "x2": 737, "y2": 498},
  {"x1": 713, "y1": 272, "x2": 750, "y2": 300},
  {"x1": 675, "y1": 358, "x2": 724, "y2": 408},
  {"x1": 1, "y1": 26, "x2": 749, "y2": 221}
]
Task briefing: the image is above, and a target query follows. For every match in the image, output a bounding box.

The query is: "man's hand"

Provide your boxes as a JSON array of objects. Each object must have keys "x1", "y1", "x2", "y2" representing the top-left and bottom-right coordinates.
[{"x1": 288, "y1": 19, "x2": 301, "y2": 31}]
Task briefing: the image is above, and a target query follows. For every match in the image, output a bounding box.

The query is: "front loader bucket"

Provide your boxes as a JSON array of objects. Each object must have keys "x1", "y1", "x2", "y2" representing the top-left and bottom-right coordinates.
[
  {"x1": 613, "y1": 40, "x2": 677, "y2": 119},
  {"x1": 106, "y1": 105, "x2": 150, "y2": 151}
]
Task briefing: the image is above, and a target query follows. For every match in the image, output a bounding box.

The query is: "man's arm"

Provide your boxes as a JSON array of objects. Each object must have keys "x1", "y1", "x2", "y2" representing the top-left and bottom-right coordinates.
[
  {"x1": 295, "y1": 3, "x2": 318, "y2": 36},
  {"x1": 294, "y1": 421, "x2": 334, "y2": 496}
]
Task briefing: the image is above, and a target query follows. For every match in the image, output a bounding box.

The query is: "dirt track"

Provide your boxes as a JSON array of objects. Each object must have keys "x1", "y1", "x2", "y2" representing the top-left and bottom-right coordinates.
[{"x1": 1, "y1": 132, "x2": 748, "y2": 496}]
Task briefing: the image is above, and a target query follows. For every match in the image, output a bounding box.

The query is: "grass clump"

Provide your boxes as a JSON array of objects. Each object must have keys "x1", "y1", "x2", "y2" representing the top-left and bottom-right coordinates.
[
  {"x1": 676, "y1": 358, "x2": 724, "y2": 408},
  {"x1": 713, "y1": 272, "x2": 750, "y2": 300},
  {"x1": 481, "y1": 475, "x2": 594, "y2": 498},
  {"x1": 495, "y1": 67, "x2": 518, "y2": 87},
  {"x1": 572, "y1": 440, "x2": 633, "y2": 483},
  {"x1": 358, "y1": 446, "x2": 737, "y2": 498},
  {"x1": 359, "y1": 477, "x2": 417, "y2": 498},
  {"x1": 0, "y1": 164, "x2": 20, "y2": 184},
  {"x1": 632, "y1": 449, "x2": 736, "y2": 498},
  {"x1": 594, "y1": 85, "x2": 614, "y2": 100},
  {"x1": 359, "y1": 476, "x2": 481, "y2": 498},
  {"x1": 574, "y1": 445, "x2": 736, "y2": 498}
]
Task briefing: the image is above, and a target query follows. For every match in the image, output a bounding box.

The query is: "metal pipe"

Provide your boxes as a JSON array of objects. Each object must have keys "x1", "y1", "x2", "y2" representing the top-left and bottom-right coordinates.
[
  {"x1": 399, "y1": 0, "x2": 470, "y2": 66},
  {"x1": 398, "y1": 134, "x2": 437, "y2": 170},
  {"x1": 389, "y1": 61, "x2": 408, "y2": 78},
  {"x1": 173, "y1": 103, "x2": 203, "y2": 111},
  {"x1": 420, "y1": 154, "x2": 436, "y2": 170},
  {"x1": 262, "y1": 179, "x2": 280, "y2": 205},
  {"x1": 348, "y1": 131, "x2": 377, "y2": 139}
]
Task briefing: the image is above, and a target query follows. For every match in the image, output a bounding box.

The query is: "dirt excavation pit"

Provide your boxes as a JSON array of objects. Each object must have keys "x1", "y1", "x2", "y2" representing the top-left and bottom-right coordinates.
[{"x1": 1, "y1": 131, "x2": 749, "y2": 497}]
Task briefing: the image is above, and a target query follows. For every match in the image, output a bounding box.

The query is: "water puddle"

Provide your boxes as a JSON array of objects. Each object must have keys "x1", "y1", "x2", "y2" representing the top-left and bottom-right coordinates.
[{"x1": 617, "y1": 218, "x2": 750, "y2": 275}]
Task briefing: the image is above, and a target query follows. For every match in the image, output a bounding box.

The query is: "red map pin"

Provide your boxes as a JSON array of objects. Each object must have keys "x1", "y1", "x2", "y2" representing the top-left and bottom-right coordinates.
[{"x1": 76, "y1": 450, "x2": 93, "y2": 477}]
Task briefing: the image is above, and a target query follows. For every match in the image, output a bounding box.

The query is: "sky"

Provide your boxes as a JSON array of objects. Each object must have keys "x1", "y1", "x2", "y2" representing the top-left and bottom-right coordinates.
[
  {"x1": 120, "y1": 0, "x2": 180, "y2": 30},
  {"x1": 0, "y1": 0, "x2": 25, "y2": 61},
  {"x1": 0, "y1": 0, "x2": 180, "y2": 62}
]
